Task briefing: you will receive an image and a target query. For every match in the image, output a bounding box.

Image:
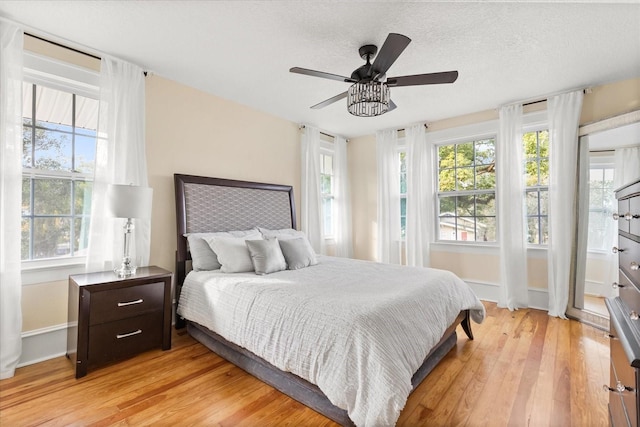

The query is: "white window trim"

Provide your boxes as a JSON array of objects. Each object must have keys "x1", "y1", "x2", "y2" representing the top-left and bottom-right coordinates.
[
  {"x1": 522, "y1": 110, "x2": 550, "y2": 248},
  {"x1": 428, "y1": 110, "x2": 550, "y2": 247},
  {"x1": 433, "y1": 131, "x2": 498, "y2": 244},
  {"x1": 320, "y1": 137, "x2": 335, "y2": 241},
  {"x1": 21, "y1": 52, "x2": 100, "y2": 284}
]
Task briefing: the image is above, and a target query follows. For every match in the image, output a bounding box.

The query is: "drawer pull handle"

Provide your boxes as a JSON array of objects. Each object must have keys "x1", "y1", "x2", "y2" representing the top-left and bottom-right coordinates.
[
  {"x1": 603, "y1": 382, "x2": 636, "y2": 393},
  {"x1": 615, "y1": 212, "x2": 640, "y2": 221},
  {"x1": 116, "y1": 329, "x2": 142, "y2": 339},
  {"x1": 612, "y1": 246, "x2": 625, "y2": 254},
  {"x1": 631, "y1": 310, "x2": 639, "y2": 320},
  {"x1": 632, "y1": 262, "x2": 639, "y2": 271},
  {"x1": 117, "y1": 298, "x2": 143, "y2": 307},
  {"x1": 612, "y1": 282, "x2": 625, "y2": 289}
]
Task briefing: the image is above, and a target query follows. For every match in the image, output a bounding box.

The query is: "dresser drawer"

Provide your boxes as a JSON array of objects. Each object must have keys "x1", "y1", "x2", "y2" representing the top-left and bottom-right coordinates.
[
  {"x1": 90, "y1": 281, "x2": 165, "y2": 325},
  {"x1": 88, "y1": 311, "x2": 163, "y2": 368},
  {"x1": 619, "y1": 235, "x2": 640, "y2": 288},
  {"x1": 619, "y1": 271, "x2": 640, "y2": 316},
  {"x1": 612, "y1": 332, "x2": 638, "y2": 426}
]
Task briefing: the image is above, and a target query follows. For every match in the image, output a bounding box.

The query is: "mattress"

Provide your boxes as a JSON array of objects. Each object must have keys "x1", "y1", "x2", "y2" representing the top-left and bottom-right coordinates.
[{"x1": 177, "y1": 255, "x2": 485, "y2": 426}]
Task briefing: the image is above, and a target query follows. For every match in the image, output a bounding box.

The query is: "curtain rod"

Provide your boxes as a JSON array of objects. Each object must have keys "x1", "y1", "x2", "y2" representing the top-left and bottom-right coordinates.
[
  {"x1": 397, "y1": 123, "x2": 429, "y2": 132},
  {"x1": 25, "y1": 32, "x2": 101, "y2": 61},
  {"x1": 299, "y1": 125, "x2": 334, "y2": 139},
  {"x1": 521, "y1": 88, "x2": 593, "y2": 107}
]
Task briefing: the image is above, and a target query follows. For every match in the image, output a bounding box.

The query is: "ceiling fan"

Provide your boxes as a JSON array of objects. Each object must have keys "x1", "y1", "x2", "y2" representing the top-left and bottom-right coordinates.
[{"x1": 290, "y1": 33, "x2": 458, "y2": 117}]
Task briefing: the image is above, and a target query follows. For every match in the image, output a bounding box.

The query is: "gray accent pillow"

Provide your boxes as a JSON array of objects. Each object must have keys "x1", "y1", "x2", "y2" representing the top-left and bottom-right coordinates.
[
  {"x1": 186, "y1": 233, "x2": 220, "y2": 271},
  {"x1": 279, "y1": 237, "x2": 318, "y2": 270},
  {"x1": 246, "y1": 238, "x2": 287, "y2": 275}
]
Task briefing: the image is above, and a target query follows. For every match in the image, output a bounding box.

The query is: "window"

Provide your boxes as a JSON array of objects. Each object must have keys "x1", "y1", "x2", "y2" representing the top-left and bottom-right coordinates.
[
  {"x1": 437, "y1": 138, "x2": 496, "y2": 242},
  {"x1": 523, "y1": 130, "x2": 549, "y2": 245},
  {"x1": 399, "y1": 151, "x2": 407, "y2": 238},
  {"x1": 587, "y1": 159, "x2": 615, "y2": 251},
  {"x1": 320, "y1": 152, "x2": 334, "y2": 237},
  {"x1": 21, "y1": 82, "x2": 98, "y2": 261}
]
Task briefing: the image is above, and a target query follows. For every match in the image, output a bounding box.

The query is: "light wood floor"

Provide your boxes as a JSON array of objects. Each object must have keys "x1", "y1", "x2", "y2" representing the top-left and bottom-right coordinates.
[{"x1": 0, "y1": 302, "x2": 610, "y2": 426}]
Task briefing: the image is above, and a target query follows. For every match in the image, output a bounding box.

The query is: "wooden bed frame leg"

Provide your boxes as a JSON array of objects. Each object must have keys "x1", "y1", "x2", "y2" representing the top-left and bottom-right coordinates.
[{"x1": 461, "y1": 310, "x2": 474, "y2": 340}]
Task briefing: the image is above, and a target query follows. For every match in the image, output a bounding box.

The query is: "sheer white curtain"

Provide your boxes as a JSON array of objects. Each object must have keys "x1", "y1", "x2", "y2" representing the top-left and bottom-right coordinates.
[
  {"x1": 405, "y1": 124, "x2": 432, "y2": 267},
  {"x1": 86, "y1": 56, "x2": 150, "y2": 272},
  {"x1": 300, "y1": 125, "x2": 324, "y2": 254},
  {"x1": 0, "y1": 21, "x2": 23, "y2": 379},
  {"x1": 376, "y1": 129, "x2": 401, "y2": 264},
  {"x1": 547, "y1": 90, "x2": 584, "y2": 318},
  {"x1": 497, "y1": 104, "x2": 528, "y2": 310},
  {"x1": 333, "y1": 135, "x2": 353, "y2": 258}
]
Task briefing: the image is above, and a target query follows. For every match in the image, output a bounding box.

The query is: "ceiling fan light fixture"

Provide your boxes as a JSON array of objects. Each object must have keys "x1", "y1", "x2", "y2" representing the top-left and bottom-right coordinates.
[{"x1": 347, "y1": 81, "x2": 390, "y2": 117}]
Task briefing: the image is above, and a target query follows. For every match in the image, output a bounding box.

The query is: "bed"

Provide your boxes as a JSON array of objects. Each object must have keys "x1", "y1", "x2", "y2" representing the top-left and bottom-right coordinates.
[{"x1": 173, "y1": 173, "x2": 485, "y2": 427}]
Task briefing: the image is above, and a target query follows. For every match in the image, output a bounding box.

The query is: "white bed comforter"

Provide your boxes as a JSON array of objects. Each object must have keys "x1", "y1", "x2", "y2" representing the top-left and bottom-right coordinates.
[{"x1": 177, "y1": 256, "x2": 485, "y2": 427}]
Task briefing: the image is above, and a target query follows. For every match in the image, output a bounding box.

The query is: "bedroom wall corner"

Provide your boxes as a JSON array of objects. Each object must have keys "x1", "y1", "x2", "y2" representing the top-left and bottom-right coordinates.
[{"x1": 348, "y1": 133, "x2": 378, "y2": 261}]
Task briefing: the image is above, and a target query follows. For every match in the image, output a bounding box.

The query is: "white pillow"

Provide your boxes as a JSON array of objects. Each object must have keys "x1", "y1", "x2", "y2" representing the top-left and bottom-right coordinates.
[
  {"x1": 258, "y1": 227, "x2": 306, "y2": 241},
  {"x1": 187, "y1": 229, "x2": 260, "y2": 271},
  {"x1": 246, "y1": 237, "x2": 287, "y2": 275},
  {"x1": 278, "y1": 237, "x2": 318, "y2": 270},
  {"x1": 205, "y1": 234, "x2": 263, "y2": 273}
]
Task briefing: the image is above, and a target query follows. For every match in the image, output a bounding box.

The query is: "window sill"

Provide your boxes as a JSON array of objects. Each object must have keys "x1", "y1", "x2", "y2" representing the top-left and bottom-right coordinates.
[
  {"x1": 430, "y1": 241, "x2": 549, "y2": 258},
  {"x1": 431, "y1": 241, "x2": 499, "y2": 255},
  {"x1": 21, "y1": 257, "x2": 87, "y2": 286}
]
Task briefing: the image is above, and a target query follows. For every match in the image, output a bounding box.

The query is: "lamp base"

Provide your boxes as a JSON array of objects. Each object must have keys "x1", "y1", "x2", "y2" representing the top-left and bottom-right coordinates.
[
  {"x1": 114, "y1": 263, "x2": 137, "y2": 278},
  {"x1": 115, "y1": 217, "x2": 136, "y2": 278}
]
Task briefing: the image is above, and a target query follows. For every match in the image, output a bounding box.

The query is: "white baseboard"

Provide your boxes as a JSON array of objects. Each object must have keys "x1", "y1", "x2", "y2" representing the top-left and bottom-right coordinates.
[
  {"x1": 585, "y1": 279, "x2": 611, "y2": 298},
  {"x1": 18, "y1": 323, "x2": 68, "y2": 368},
  {"x1": 464, "y1": 280, "x2": 549, "y2": 311}
]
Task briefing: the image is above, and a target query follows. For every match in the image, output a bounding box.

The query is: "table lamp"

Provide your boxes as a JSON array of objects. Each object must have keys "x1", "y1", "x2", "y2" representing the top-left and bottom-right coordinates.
[{"x1": 107, "y1": 184, "x2": 153, "y2": 277}]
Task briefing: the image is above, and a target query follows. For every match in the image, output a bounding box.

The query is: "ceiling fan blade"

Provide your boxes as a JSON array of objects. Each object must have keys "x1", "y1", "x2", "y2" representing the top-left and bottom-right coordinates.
[
  {"x1": 388, "y1": 100, "x2": 397, "y2": 112},
  {"x1": 370, "y1": 33, "x2": 411, "y2": 77},
  {"x1": 290, "y1": 67, "x2": 356, "y2": 83},
  {"x1": 386, "y1": 71, "x2": 459, "y2": 87},
  {"x1": 310, "y1": 91, "x2": 348, "y2": 109}
]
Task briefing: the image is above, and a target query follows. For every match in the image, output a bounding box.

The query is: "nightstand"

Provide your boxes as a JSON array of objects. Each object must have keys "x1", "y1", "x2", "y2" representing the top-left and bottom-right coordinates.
[{"x1": 67, "y1": 266, "x2": 172, "y2": 378}]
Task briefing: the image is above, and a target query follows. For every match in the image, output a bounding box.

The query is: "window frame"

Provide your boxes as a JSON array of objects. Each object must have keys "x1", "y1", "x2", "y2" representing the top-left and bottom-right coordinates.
[
  {"x1": 586, "y1": 153, "x2": 615, "y2": 254},
  {"x1": 319, "y1": 136, "x2": 335, "y2": 240},
  {"x1": 434, "y1": 136, "x2": 497, "y2": 244},
  {"x1": 521, "y1": 110, "x2": 551, "y2": 247},
  {"x1": 21, "y1": 52, "x2": 100, "y2": 284},
  {"x1": 398, "y1": 136, "x2": 407, "y2": 240},
  {"x1": 425, "y1": 120, "x2": 498, "y2": 246}
]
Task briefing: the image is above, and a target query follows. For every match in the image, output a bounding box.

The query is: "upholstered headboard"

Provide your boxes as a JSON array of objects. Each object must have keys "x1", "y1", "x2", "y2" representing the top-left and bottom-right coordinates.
[{"x1": 173, "y1": 174, "x2": 296, "y2": 326}]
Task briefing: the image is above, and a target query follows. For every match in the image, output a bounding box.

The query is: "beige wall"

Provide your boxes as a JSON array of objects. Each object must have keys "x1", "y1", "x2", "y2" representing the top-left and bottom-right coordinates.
[
  {"x1": 348, "y1": 77, "x2": 640, "y2": 291},
  {"x1": 145, "y1": 75, "x2": 301, "y2": 273}
]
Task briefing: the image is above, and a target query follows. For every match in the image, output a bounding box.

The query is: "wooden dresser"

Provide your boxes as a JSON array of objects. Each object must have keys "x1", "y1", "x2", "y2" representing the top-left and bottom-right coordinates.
[
  {"x1": 606, "y1": 178, "x2": 640, "y2": 427},
  {"x1": 67, "y1": 266, "x2": 173, "y2": 378}
]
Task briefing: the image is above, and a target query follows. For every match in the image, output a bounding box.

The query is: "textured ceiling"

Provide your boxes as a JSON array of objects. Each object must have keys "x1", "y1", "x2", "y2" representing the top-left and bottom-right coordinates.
[{"x1": 1, "y1": 1, "x2": 639, "y2": 137}]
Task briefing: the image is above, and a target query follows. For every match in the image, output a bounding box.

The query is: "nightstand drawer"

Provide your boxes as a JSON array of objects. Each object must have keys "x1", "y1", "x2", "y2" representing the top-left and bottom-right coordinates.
[
  {"x1": 90, "y1": 281, "x2": 165, "y2": 325},
  {"x1": 88, "y1": 311, "x2": 163, "y2": 367}
]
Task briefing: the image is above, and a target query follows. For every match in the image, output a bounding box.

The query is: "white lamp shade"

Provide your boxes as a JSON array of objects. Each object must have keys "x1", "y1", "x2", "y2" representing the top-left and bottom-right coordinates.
[{"x1": 107, "y1": 184, "x2": 153, "y2": 219}]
